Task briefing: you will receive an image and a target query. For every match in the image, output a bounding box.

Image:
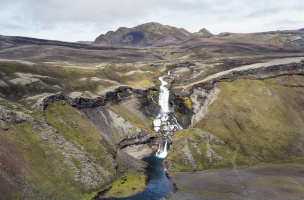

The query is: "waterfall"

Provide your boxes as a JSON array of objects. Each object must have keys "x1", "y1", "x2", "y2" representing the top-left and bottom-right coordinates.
[
  {"x1": 158, "y1": 77, "x2": 170, "y2": 113},
  {"x1": 153, "y1": 73, "x2": 182, "y2": 159},
  {"x1": 155, "y1": 140, "x2": 168, "y2": 158}
]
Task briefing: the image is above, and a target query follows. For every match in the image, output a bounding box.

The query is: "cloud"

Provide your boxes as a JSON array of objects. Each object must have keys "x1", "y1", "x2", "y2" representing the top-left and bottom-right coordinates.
[{"x1": 0, "y1": 0, "x2": 303, "y2": 41}]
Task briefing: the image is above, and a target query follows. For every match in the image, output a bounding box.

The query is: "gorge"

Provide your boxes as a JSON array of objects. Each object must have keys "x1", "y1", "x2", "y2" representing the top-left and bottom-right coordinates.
[
  {"x1": 1, "y1": 22, "x2": 304, "y2": 200},
  {"x1": 94, "y1": 72, "x2": 180, "y2": 199}
]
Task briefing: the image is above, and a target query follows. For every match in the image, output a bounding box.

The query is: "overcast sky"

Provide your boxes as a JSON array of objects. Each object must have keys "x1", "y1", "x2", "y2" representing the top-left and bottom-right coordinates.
[{"x1": 1, "y1": 0, "x2": 303, "y2": 42}]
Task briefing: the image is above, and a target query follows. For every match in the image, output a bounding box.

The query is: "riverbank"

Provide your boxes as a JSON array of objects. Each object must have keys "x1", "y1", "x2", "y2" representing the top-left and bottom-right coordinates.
[{"x1": 94, "y1": 156, "x2": 173, "y2": 200}]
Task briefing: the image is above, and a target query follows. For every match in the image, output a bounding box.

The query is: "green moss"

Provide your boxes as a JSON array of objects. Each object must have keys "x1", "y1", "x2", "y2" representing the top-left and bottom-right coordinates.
[
  {"x1": 45, "y1": 101, "x2": 114, "y2": 173},
  {"x1": 168, "y1": 76, "x2": 304, "y2": 172},
  {"x1": 197, "y1": 76, "x2": 304, "y2": 167},
  {"x1": 5, "y1": 122, "x2": 96, "y2": 199},
  {"x1": 103, "y1": 173, "x2": 146, "y2": 198},
  {"x1": 182, "y1": 97, "x2": 192, "y2": 109},
  {"x1": 172, "y1": 129, "x2": 193, "y2": 141},
  {"x1": 72, "y1": 158, "x2": 82, "y2": 170},
  {"x1": 149, "y1": 90, "x2": 158, "y2": 99}
]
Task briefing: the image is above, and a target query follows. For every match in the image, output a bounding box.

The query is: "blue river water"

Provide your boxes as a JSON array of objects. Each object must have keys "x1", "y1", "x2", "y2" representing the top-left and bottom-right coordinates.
[{"x1": 94, "y1": 156, "x2": 173, "y2": 200}]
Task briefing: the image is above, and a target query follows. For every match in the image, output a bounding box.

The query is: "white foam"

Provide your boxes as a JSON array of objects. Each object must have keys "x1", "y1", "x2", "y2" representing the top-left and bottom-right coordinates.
[
  {"x1": 159, "y1": 77, "x2": 170, "y2": 113},
  {"x1": 154, "y1": 75, "x2": 183, "y2": 158},
  {"x1": 153, "y1": 118, "x2": 161, "y2": 126},
  {"x1": 156, "y1": 140, "x2": 168, "y2": 159}
]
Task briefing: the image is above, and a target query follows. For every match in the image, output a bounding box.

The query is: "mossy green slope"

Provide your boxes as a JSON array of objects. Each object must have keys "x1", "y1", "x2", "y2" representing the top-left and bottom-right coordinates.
[
  {"x1": 2, "y1": 122, "x2": 98, "y2": 199},
  {"x1": 168, "y1": 75, "x2": 304, "y2": 172},
  {"x1": 45, "y1": 101, "x2": 115, "y2": 172},
  {"x1": 0, "y1": 61, "x2": 162, "y2": 105},
  {"x1": 0, "y1": 100, "x2": 132, "y2": 199},
  {"x1": 102, "y1": 172, "x2": 146, "y2": 198}
]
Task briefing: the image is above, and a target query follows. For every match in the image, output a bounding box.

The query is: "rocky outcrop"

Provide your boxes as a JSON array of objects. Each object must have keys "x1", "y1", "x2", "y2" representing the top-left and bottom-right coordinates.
[
  {"x1": 93, "y1": 22, "x2": 213, "y2": 47},
  {"x1": 119, "y1": 133, "x2": 158, "y2": 149},
  {"x1": 190, "y1": 85, "x2": 221, "y2": 125},
  {"x1": 0, "y1": 105, "x2": 33, "y2": 124},
  {"x1": 121, "y1": 143, "x2": 157, "y2": 160},
  {"x1": 26, "y1": 84, "x2": 164, "y2": 162},
  {"x1": 171, "y1": 58, "x2": 304, "y2": 98},
  {"x1": 32, "y1": 92, "x2": 66, "y2": 112},
  {"x1": 171, "y1": 58, "x2": 304, "y2": 126},
  {"x1": 107, "y1": 109, "x2": 142, "y2": 138},
  {"x1": 119, "y1": 134, "x2": 159, "y2": 159},
  {"x1": 40, "y1": 124, "x2": 114, "y2": 188},
  {"x1": 189, "y1": 58, "x2": 304, "y2": 93},
  {"x1": 181, "y1": 140, "x2": 196, "y2": 168},
  {"x1": 32, "y1": 87, "x2": 149, "y2": 112},
  {"x1": 29, "y1": 115, "x2": 145, "y2": 192},
  {"x1": 204, "y1": 133, "x2": 224, "y2": 163},
  {"x1": 168, "y1": 131, "x2": 226, "y2": 171},
  {"x1": 0, "y1": 80, "x2": 9, "y2": 88},
  {"x1": 169, "y1": 61, "x2": 196, "y2": 69},
  {"x1": 0, "y1": 120, "x2": 9, "y2": 130}
]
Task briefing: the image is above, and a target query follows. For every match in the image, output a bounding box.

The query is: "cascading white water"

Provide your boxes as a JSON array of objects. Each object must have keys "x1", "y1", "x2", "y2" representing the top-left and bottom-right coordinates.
[
  {"x1": 153, "y1": 72, "x2": 182, "y2": 158},
  {"x1": 155, "y1": 140, "x2": 168, "y2": 158},
  {"x1": 158, "y1": 77, "x2": 170, "y2": 113}
]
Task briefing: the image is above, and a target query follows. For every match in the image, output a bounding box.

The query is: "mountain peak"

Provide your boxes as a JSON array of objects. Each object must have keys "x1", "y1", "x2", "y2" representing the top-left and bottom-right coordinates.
[
  {"x1": 93, "y1": 22, "x2": 212, "y2": 47},
  {"x1": 195, "y1": 28, "x2": 213, "y2": 38}
]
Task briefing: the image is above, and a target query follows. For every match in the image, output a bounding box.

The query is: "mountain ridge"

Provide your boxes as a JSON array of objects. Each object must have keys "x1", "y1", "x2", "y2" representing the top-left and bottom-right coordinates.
[{"x1": 93, "y1": 22, "x2": 213, "y2": 47}]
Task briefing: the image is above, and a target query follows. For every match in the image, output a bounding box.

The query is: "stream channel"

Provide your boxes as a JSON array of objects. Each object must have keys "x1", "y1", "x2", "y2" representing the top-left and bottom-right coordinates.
[{"x1": 95, "y1": 72, "x2": 182, "y2": 200}]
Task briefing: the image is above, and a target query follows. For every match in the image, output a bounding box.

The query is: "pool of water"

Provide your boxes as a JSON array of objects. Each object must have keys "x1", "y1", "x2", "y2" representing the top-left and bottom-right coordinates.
[{"x1": 94, "y1": 156, "x2": 173, "y2": 200}]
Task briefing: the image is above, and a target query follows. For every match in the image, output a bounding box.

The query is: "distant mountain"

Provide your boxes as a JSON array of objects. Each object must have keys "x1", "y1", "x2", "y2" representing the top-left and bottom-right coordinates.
[
  {"x1": 77, "y1": 41, "x2": 93, "y2": 45},
  {"x1": 0, "y1": 35, "x2": 91, "y2": 50},
  {"x1": 92, "y1": 22, "x2": 213, "y2": 47}
]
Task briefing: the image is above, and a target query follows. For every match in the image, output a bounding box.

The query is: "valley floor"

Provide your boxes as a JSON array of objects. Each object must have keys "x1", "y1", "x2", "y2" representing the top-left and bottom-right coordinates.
[{"x1": 163, "y1": 164, "x2": 304, "y2": 200}]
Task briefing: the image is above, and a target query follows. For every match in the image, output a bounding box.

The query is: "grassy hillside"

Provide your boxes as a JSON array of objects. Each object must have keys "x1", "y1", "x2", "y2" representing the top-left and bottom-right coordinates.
[
  {"x1": 0, "y1": 61, "x2": 162, "y2": 103},
  {"x1": 168, "y1": 75, "x2": 304, "y2": 172},
  {"x1": 0, "y1": 99, "x2": 148, "y2": 199},
  {"x1": 1, "y1": 122, "x2": 98, "y2": 199}
]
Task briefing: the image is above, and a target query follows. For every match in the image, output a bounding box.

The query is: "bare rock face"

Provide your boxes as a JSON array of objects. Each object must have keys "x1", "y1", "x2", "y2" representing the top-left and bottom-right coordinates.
[
  {"x1": 0, "y1": 80, "x2": 9, "y2": 88},
  {"x1": 0, "y1": 105, "x2": 33, "y2": 124},
  {"x1": 0, "y1": 120, "x2": 9, "y2": 130},
  {"x1": 190, "y1": 85, "x2": 221, "y2": 125},
  {"x1": 119, "y1": 134, "x2": 159, "y2": 159},
  {"x1": 195, "y1": 28, "x2": 213, "y2": 38},
  {"x1": 181, "y1": 140, "x2": 196, "y2": 168},
  {"x1": 93, "y1": 22, "x2": 213, "y2": 47},
  {"x1": 32, "y1": 92, "x2": 66, "y2": 112}
]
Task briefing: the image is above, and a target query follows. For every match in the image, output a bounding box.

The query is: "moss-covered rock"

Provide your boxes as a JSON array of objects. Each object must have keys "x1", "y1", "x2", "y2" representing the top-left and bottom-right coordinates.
[{"x1": 101, "y1": 172, "x2": 146, "y2": 198}]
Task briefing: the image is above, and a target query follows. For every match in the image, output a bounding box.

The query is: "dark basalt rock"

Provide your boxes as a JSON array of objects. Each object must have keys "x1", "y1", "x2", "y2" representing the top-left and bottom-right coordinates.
[
  {"x1": 119, "y1": 133, "x2": 158, "y2": 149},
  {"x1": 173, "y1": 97, "x2": 193, "y2": 128},
  {"x1": 170, "y1": 61, "x2": 196, "y2": 69},
  {"x1": 188, "y1": 61, "x2": 304, "y2": 94}
]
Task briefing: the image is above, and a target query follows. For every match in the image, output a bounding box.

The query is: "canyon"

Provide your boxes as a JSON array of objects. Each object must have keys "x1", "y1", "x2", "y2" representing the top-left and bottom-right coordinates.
[{"x1": 1, "y1": 22, "x2": 304, "y2": 199}]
